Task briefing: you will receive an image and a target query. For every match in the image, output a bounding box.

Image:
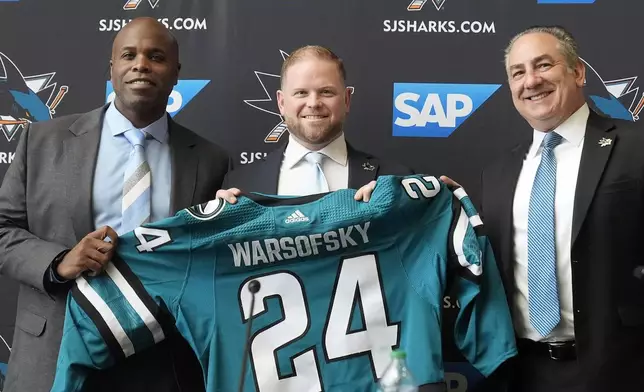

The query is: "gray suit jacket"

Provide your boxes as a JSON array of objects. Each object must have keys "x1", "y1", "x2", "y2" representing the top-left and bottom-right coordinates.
[{"x1": 0, "y1": 105, "x2": 230, "y2": 392}]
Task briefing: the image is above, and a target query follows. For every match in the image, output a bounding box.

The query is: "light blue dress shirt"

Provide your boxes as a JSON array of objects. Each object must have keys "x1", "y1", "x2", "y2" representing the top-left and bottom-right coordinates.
[{"x1": 92, "y1": 103, "x2": 172, "y2": 235}]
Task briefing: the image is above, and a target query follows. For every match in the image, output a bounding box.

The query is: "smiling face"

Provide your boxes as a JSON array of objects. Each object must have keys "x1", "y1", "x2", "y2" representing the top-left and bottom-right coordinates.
[
  {"x1": 506, "y1": 32, "x2": 586, "y2": 131},
  {"x1": 276, "y1": 56, "x2": 351, "y2": 150},
  {"x1": 110, "y1": 18, "x2": 180, "y2": 125}
]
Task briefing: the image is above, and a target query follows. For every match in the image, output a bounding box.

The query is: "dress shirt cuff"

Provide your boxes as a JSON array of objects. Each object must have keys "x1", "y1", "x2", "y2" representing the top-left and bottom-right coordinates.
[{"x1": 44, "y1": 249, "x2": 72, "y2": 293}]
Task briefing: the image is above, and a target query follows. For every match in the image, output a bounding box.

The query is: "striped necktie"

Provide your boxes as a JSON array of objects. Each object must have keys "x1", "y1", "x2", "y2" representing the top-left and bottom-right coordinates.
[
  {"x1": 527, "y1": 131, "x2": 563, "y2": 337},
  {"x1": 122, "y1": 129, "x2": 151, "y2": 234}
]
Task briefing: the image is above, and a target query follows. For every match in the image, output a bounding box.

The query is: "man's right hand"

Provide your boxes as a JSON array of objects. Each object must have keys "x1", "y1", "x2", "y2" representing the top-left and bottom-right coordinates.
[
  {"x1": 216, "y1": 188, "x2": 242, "y2": 204},
  {"x1": 56, "y1": 226, "x2": 119, "y2": 280},
  {"x1": 439, "y1": 175, "x2": 462, "y2": 188}
]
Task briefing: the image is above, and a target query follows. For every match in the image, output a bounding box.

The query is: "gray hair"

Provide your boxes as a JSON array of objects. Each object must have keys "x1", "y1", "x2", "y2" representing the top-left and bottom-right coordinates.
[{"x1": 504, "y1": 25, "x2": 580, "y2": 70}]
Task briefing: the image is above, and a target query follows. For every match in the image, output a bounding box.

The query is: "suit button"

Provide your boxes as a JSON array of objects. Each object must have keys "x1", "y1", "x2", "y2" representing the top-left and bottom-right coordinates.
[{"x1": 572, "y1": 260, "x2": 579, "y2": 263}]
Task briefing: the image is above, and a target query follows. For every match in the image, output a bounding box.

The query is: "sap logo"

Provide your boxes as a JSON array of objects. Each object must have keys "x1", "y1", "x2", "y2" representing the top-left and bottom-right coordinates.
[
  {"x1": 537, "y1": 0, "x2": 594, "y2": 3},
  {"x1": 105, "y1": 80, "x2": 209, "y2": 117},
  {"x1": 392, "y1": 83, "x2": 500, "y2": 137}
]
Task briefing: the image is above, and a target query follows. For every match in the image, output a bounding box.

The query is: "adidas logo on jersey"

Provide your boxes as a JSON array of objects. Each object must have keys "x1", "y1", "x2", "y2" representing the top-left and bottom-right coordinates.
[{"x1": 285, "y1": 210, "x2": 310, "y2": 224}]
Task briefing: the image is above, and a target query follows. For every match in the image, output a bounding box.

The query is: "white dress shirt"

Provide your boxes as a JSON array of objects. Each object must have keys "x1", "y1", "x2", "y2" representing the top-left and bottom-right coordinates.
[
  {"x1": 512, "y1": 103, "x2": 589, "y2": 342},
  {"x1": 277, "y1": 133, "x2": 349, "y2": 196}
]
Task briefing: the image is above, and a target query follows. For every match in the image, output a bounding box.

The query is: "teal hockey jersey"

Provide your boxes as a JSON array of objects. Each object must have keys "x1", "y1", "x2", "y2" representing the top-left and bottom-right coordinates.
[{"x1": 51, "y1": 175, "x2": 517, "y2": 392}]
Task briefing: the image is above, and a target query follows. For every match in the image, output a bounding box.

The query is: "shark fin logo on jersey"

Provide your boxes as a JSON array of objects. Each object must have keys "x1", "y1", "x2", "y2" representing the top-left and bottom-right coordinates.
[
  {"x1": 582, "y1": 58, "x2": 643, "y2": 122},
  {"x1": 0, "y1": 52, "x2": 69, "y2": 142},
  {"x1": 123, "y1": 0, "x2": 159, "y2": 10},
  {"x1": 105, "y1": 80, "x2": 209, "y2": 118},
  {"x1": 244, "y1": 50, "x2": 355, "y2": 144},
  {"x1": 186, "y1": 198, "x2": 226, "y2": 221},
  {"x1": 407, "y1": 0, "x2": 447, "y2": 11}
]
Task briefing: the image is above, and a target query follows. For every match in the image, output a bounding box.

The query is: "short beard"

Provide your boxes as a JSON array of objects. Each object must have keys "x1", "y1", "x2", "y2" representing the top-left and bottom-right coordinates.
[{"x1": 285, "y1": 119, "x2": 344, "y2": 149}]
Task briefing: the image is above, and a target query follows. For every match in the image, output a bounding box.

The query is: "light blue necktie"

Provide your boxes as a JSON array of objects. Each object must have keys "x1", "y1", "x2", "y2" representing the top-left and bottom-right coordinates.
[
  {"x1": 304, "y1": 151, "x2": 330, "y2": 195},
  {"x1": 527, "y1": 131, "x2": 563, "y2": 337},
  {"x1": 122, "y1": 129, "x2": 151, "y2": 234}
]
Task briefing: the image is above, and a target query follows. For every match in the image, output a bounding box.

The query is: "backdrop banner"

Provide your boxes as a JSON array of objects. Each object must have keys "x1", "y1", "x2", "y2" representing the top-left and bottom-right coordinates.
[{"x1": 1, "y1": 0, "x2": 641, "y2": 390}]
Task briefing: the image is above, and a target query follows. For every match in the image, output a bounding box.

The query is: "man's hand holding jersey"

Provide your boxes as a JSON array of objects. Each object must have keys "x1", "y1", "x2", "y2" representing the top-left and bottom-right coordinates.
[
  {"x1": 351, "y1": 175, "x2": 463, "y2": 203},
  {"x1": 56, "y1": 226, "x2": 119, "y2": 280}
]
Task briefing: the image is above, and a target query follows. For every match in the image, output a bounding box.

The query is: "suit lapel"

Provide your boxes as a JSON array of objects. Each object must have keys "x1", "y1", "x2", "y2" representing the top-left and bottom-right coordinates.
[
  {"x1": 64, "y1": 106, "x2": 105, "y2": 241},
  {"x1": 255, "y1": 143, "x2": 287, "y2": 194},
  {"x1": 169, "y1": 119, "x2": 198, "y2": 213},
  {"x1": 347, "y1": 144, "x2": 379, "y2": 189},
  {"x1": 571, "y1": 112, "x2": 616, "y2": 245},
  {"x1": 495, "y1": 142, "x2": 530, "y2": 286}
]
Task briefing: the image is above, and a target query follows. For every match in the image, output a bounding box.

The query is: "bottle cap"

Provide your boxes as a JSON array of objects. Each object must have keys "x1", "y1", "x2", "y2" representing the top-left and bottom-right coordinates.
[{"x1": 390, "y1": 350, "x2": 406, "y2": 359}]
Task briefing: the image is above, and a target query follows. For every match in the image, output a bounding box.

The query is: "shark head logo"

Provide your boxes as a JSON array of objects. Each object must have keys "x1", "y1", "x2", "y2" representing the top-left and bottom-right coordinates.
[
  {"x1": 0, "y1": 52, "x2": 68, "y2": 142},
  {"x1": 123, "y1": 0, "x2": 160, "y2": 10},
  {"x1": 244, "y1": 50, "x2": 355, "y2": 144},
  {"x1": 582, "y1": 58, "x2": 643, "y2": 122},
  {"x1": 407, "y1": 0, "x2": 448, "y2": 11}
]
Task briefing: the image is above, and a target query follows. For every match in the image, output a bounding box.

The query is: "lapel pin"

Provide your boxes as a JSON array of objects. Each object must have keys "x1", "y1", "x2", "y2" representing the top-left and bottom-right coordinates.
[
  {"x1": 362, "y1": 162, "x2": 375, "y2": 171},
  {"x1": 598, "y1": 137, "x2": 612, "y2": 147}
]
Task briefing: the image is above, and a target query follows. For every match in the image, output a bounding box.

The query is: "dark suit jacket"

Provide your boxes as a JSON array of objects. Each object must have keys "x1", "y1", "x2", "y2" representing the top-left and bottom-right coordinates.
[
  {"x1": 480, "y1": 109, "x2": 644, "y2": 391},
  {"x1": 222, "y1": 140, "x2": 413, "y2": 192},
  {"x1": 0, "y1": 105, "x2": 230, "y2": 392}
]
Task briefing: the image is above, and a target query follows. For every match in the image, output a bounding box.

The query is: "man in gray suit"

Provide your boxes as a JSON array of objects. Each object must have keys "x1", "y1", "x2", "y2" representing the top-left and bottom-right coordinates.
[{"x1": 0, "y1": 17, "x2": 228, "y2": 392}]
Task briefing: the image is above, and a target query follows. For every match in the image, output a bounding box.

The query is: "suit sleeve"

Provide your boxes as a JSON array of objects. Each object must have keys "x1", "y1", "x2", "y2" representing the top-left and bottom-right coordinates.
[
  {"x1": 0, "y1": 124, "x2": 67, "y2": 292},
  {"x1": 447, "y1": 187, "x2": 517, "y2": 378}
]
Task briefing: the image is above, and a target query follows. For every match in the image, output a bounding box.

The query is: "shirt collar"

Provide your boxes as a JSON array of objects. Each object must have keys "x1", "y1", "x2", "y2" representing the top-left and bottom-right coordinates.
[
  {"x1": 282, "y1": 132, "x2": 348, "y2": 169},
  {"x1": 527, "y1": 103, "x2": 589, "y2": 159},
  {"x1": 104, "y1": 102, "x2": 169, "y2": 144}
]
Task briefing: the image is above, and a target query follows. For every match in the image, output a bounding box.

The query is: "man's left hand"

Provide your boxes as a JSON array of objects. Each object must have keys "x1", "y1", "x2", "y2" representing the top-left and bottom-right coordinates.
[{"x1": 354, "y1": 180, "x2": 377, "y2": 202}]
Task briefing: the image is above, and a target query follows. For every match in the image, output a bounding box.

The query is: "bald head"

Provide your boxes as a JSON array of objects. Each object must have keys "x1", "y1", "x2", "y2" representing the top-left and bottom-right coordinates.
[
  {"x1": 112, "y1": 17, "x2": 178, "y2": 60},
  {"x1": 109, "y1": 16, "x2": 181, "y2": 128}
]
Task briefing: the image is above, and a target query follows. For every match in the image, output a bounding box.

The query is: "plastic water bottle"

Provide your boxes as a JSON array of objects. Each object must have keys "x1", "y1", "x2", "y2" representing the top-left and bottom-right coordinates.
[{"x1": 377, "y1": 350, "x2": 418, "y2": 392}]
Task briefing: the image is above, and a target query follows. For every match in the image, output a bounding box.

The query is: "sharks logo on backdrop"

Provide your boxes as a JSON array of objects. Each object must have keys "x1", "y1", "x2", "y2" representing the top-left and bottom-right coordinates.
[
  {"x1": 582, "y1": 58, "x2": 643, "y2": 122},
  {"x1": 0, "y1": 52, "x2": 68, "y2": 144},
  {"x1": 241, "y1": 50, "x2": 355, "y2": 164}
]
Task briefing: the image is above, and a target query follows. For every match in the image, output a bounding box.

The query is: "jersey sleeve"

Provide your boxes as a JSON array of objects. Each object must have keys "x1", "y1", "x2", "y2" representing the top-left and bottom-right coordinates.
[
  {"x1": 51, "y1": 254, "x2": 178, "y2": 392},
  {"x1": 446, "y1": 186, "x2": 518, "y2": 377}
]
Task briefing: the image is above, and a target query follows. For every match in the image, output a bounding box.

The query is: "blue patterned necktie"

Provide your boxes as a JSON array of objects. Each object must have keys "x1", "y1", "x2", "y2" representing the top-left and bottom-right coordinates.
[
  {"x1": 122, "y1": 129, "x2": 151, "y2": 234},
  {"x1": 304, "y1": 151, "x2": 330, "y2": 194},
  {"x1": 527, "y1": 131, "x2": 563, "y2": 337}
]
